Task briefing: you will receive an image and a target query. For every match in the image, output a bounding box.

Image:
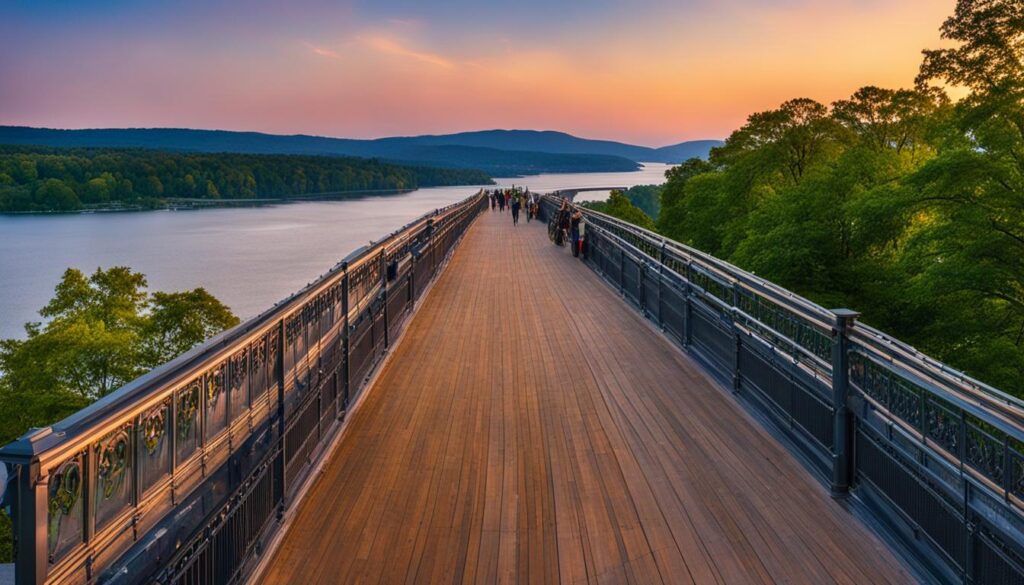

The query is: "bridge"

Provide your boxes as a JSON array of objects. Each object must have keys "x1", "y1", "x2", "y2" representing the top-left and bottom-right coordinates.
[
  {"x1": 2, "y1": 192, "x2": 1024, "y2": 584},
  {"x1": 549, "y1": 187, "x2": 628, "y2": 201}
]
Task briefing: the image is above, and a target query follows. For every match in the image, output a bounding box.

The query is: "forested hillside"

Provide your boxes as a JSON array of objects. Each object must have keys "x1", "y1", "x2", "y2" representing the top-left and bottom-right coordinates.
[
  {"x1": 0, "y1": 127, "x2": 649, "y2": 176},
  {"x1": 655, "y1": 0, "x2": 1024, "y2": 395},
  {"x1": 0, "y1": 146, "x2": 493, "y2": 212}
]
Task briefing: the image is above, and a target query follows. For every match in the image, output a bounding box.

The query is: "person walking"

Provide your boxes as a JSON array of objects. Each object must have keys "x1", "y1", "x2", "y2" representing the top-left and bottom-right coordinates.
[
  {"x1": 490, "y1": 191, "x2": 496, "y2": 211},
  {"x1": 511, "y1": 193, "x2": 521, "y2": 226},
  {"x1": 553, "y1": 199, "x2": 570, "y2": 246},
  {"x1": 571, "y1": 208, "x2": 584, "y2": 258},
  {"x1": 498, "y1": 191, "x2": 506, "y2": 213}
]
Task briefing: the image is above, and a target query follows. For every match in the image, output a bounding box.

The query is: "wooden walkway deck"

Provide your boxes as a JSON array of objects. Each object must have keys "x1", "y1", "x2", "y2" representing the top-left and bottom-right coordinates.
[{"x1": 259, "y1": 210, "x2": 913, "y2": 584}]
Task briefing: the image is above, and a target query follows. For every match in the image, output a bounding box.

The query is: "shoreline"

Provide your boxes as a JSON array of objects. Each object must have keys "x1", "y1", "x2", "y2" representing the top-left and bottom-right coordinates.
[{"x1": 0, "y1": 186, "x2": 475, "y2": 216}]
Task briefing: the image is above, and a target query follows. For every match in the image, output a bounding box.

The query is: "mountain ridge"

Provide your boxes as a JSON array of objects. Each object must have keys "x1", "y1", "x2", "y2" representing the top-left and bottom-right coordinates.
[{"x1": 0, "y1": 126, "x2": 722, "y2": 176}]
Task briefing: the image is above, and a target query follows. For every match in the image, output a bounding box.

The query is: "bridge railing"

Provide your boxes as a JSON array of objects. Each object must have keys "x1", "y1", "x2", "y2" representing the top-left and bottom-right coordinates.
[
  {"x1": 0, "y1": 192, "x2": 487, "y2": 585},
  {"x1": 540, "y1": 194, "x2": 1024, "y2": 584}
]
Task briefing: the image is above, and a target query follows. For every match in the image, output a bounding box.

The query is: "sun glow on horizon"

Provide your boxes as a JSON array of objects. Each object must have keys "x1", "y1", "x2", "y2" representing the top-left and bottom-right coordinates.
[{"x1": 0, "y1": 0, "x2": 956, "y2": 145}]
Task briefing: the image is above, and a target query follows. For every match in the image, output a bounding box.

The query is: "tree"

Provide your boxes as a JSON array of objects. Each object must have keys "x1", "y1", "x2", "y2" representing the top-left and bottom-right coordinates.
[
  {"x1": 33, "y1": 178, "x2": 80, "y2": 211},
  {"x1": 653, "y1": 61, "x2": 1024, "y2": 396},
  {"x1": 712, "y1": 98, "x2": 844, "y2": 186},
  {"x1": 205, "y1": 179, "x2": 220, "y2": 199},
  {"x1": 657, "y1": 157, "x2": 713, "y2": 241},
  {"x1": 832, "y1": 86, "x2": 947, "y2": 156},
  {"x1": 0, "y1": 146, "x2": 493, "y2": 212},
  {"x1": 84, "y1": 173, "x2": 114, "y2": 203},
  {"x1": 592, "y1": 190, "x2": 657, "y2": 231},
  {"x1": 144, "y1": 289, "x2": 239, "y2": 364},
  {"x1": 0, "y1": 267, "x2": 239, "y2": 446},
  {"x1": 0, "y1": 510, "x2": 10, "y2": 566},
  {"x1": 907, "y1": 0, "x2": 1024, "y2": 391},
  {"x1": 619, "y1": 184, "x2": 662, "y2": 219}
]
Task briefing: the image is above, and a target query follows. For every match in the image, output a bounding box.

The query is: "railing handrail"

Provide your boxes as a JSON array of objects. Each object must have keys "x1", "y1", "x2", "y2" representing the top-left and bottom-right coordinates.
[
  {"x1": 540, "y1": 191, "x2": 1024, "y2": 583},
  {"x1": 0, "y1": 192, "x2": 485, "y2": 468},
  {"x1": 852, "y1": 324, "x2": 1024, "y2": 430},
  {"x1": 568, "y1": 200, "x2": 837, "y2": 331},
  {"x1": 548, "y1": 194, "x2": 1024, "y2": 432}
]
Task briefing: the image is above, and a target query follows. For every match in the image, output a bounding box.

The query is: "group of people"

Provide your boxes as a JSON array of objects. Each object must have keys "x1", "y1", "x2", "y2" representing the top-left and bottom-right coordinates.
[
  {"x1": 485, "y1": 188, "x2": 585, "y2": 258},
  {"x1": 551, "y1": 199, "x2": 585, "y2": 258},
  {"x1": 487, "y1": 187, "x2": 539, "y2": 226}
]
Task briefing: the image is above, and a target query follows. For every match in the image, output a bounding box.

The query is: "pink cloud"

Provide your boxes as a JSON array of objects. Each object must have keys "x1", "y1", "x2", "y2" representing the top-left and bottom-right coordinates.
[{"x1": 358, "y1": 35, "x2": 454, "y2": 69}]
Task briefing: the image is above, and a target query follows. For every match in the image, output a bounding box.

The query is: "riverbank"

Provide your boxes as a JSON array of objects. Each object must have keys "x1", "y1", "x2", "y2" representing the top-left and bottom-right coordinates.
[
  {"x1": 0, "y1": 188, "x2": 429, "y2": 215},
  {"x1": 0, "y1": 164, "x2": 672, "y2": 340}
]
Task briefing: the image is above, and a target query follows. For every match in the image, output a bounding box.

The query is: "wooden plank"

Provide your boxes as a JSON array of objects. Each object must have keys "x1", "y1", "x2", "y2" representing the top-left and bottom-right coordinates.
[{"x1": 259, "y1": 209, "x2": 916, "y2": 585}]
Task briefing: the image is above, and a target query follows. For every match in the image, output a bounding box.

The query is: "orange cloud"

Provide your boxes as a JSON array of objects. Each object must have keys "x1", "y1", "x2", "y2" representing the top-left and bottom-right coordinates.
[
  {"x1": 304, "y1": 42, "x2": 342, "y2": 60},
  {"x1": 359, "y1": 35, "x2": 454, "y2": 69}
]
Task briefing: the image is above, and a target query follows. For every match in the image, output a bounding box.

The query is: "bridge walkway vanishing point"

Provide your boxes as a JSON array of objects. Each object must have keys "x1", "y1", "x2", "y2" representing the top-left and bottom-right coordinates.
[{"x1": 258, "y1": 210, "x2": 913, "y2": 584}]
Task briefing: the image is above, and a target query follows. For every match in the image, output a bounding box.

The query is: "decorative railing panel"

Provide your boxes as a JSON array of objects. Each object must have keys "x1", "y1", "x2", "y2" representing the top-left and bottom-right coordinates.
[
  {"x1": 0, "y1": 192, "x2": 486, "y2": 585},
  {"x1": 540, "y1": 193, "x2": 1024, "y2": 584}
]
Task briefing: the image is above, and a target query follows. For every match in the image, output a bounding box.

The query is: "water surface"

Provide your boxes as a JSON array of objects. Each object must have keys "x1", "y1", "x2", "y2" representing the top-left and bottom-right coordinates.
[{"x1": 0, "y1": 164, "x2": 671, "y2": 339}]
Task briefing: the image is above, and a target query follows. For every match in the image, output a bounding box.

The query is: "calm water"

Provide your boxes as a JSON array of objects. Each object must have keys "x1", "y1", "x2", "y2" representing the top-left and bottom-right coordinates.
[{"x1": 0, "y1": 164, "x2": 671, "y2": 339}]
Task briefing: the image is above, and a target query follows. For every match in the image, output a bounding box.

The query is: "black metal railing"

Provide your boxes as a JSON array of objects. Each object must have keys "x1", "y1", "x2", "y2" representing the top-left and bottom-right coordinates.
[
  {"x1": 0, "y1": 192, "x2": 487, "y2": 585},
  {"x1": 540, "y1": 194, "x2": 1024, "y2": 584}
]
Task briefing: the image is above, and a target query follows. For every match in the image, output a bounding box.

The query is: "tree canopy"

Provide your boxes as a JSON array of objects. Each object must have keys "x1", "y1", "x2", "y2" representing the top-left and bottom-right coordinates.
[
  {"x1": 0, "y1": 267, "x2": 239, "y2": 446},
  {"x1": 654, "y1": 0, "x2": 1024, "y2": 395},
  {"x1": 581, "y1": 190, "x2": 657, "y2": 231},
  {"x1": 0, "y1": 146, "x2": 494, "y2": 212},
  {"x1": 0, "y1": 266, "x2": 239, "y2": 561}
]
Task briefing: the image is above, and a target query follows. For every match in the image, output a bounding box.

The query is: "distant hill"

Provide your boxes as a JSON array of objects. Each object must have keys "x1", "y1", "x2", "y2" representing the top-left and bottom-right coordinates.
[
  {"x1": 0, "y1": 126, "x2": 722, "y2": 176},
  {"x1": 651, "y1": 140, "x2": 725, "y2": 163},
  {"x1": 397, "y1": 130, "x2": 722, "y2": 163},
  {"x1": 0, "y1": 145, "x2": 494, "y2": 212}
]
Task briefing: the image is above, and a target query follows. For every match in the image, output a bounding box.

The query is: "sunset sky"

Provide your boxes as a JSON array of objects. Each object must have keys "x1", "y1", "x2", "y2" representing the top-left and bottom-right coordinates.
[{"x1": 1, "y1": 0, "x2": 954, "y2": 145}]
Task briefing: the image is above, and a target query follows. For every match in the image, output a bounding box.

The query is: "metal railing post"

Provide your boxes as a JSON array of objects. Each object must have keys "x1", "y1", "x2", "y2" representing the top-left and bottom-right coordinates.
[
  {"x1": 274, "y1": 317, "x2": 286, "y2": 510},
  {"x1": 340, "y1": 263, "x2": 350, "y2": 417},
  {"x1": 427, "y1": 217, "x2": 435, "y2": 276},
  {"x1": 381, "y1": 250, "x2": 389, "y2": 350},
  {"x1": 830, "y1": 308, "x2": 859, "y2": 497},
  {"x1": 639, "y1": 262, "x2": 646, "y2": 314},
  {"x1": 732, "y1": 283, "x2": 742, "y2": 392},
  {"x1": 619, "y1": 249, "x2": 625, "y2": 294},
  {"x1": 683, "y1": 262, "x2": 693, "y2": 348},
  {"x1": 409, "y1": 242, "x2": 416, "y2": 302},
  {"x1": 9, "y1": 460, "x2": 46, "y2": 585}
]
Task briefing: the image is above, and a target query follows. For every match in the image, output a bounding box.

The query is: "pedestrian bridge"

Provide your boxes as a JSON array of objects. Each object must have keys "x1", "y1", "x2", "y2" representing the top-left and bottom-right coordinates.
[{"x1": 3, "y1": 193, "x2": 1024, "y2": 584}]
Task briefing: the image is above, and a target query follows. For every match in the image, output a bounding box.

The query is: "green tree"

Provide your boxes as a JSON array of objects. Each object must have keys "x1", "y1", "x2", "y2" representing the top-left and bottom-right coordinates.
[
  {"x1": 144, "y1": 289, "x2": 240, "y2": 364},
  {"x1": 0, "y1": 146, "x2": 493, "y2": 212},
  {"x1": 83, "y1": 173, "x2": 115, "y2": 203},
  {"x1": 832, "y1": 86, "x2": 947, "y2": 157},
  {"x1": 906, "y1": 0, "x2": 1024, "y2": 391},
  {"x1": 619, "y1": 184, "x2": 662, "y2": 219},
  {"x1": 0, "y1": 267, "x2": 239, "y2": 446},
  {"x1": 657, "y1": 157, "x2": 714, "y2": 242},
  {"x1": 586, "y1": 190, "x2": 657, "y2": 231},
  {"x1": 205, "y1": 179, "x2": 220, "y2": 199},
  {"x1": 0, "y1": 268, "x2": 238, "y2": 561},
  {"x1": 33, "y1": 178, "x2": 80, "y2": 211},
  {"x1": 0, "y1": 510, "x2": 10, "y2": 566}
]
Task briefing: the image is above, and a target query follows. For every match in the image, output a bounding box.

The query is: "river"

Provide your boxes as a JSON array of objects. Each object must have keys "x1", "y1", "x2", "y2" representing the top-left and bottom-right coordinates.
[{"x1": 0, "y1": 164, "x2": 671, "y2": 339}]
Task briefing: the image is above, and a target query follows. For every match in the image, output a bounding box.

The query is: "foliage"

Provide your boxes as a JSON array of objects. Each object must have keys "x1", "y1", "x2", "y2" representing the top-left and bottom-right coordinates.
[
  {"x1": 654, "y1": 0, "x2": 1024, "y2": 395},
  {"x1": 0, "y1": 145, "x2": 494, "y2": 212},
  {"x1": 0, "y1": 267, "x2": 239, "y2": 447},
  {"x1": 0, "y1": 267, "x2": 238, "y2": 562},
  {"x1": 0, "y1": 127, "x2": 653, "y2": 176},
  {"x1": 0, "y1": 509, "x2": 9, "y2": 564},
  {"x1": 581, "y1": 190, "x2": 657, "y2": 231},
  {"x1": 619, "y1": 184, "x2": 662, "y2": 219}
]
